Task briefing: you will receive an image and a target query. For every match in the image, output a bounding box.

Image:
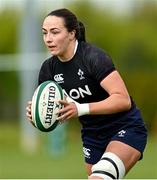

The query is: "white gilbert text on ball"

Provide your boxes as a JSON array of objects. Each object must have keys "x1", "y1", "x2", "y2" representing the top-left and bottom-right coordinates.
[{"x1": 45, "y1": 86, "x2": 56, "y2": 125}]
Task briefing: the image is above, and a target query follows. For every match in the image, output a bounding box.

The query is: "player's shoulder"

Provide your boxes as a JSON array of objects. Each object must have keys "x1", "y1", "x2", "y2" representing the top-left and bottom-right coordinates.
[
  {"x1": 41, "y1": 56, "x2": 56, "y2": 68},
  {"x1": 80, "y1": 41, "x2": 104, "y2": 53},
  {"x1": 78, "y1": 41, "x2": 113, "y2": 67},
  {"x1": 79, "y1": 41, "x2": 111, "y2": 60},
  {"x1": 42, "y1": 56, "x2": 53, "y2": 65}
]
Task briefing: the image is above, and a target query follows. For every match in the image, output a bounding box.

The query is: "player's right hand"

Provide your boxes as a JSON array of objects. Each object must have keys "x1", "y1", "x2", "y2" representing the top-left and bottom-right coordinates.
[
  {"x1": 26, "y1": 101, "x2": 32, "y2": 121},
  {"x1": 26, "y1": 101, "x2": 36, "y2": 127}
]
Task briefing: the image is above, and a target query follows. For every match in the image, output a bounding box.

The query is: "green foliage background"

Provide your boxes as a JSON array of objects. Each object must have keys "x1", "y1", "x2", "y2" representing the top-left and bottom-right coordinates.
[{"x1": 0, "y1": 0, "x2": 157, "y2": 178}]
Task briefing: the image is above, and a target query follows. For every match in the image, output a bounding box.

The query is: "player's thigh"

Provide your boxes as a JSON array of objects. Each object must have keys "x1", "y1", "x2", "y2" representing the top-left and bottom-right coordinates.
[
  {"x1": 85, "y1": 141, "x2": 141, "y2": 176},
  {"x1": 106, "y1": 140, "x2": 141, "y2": 173}
]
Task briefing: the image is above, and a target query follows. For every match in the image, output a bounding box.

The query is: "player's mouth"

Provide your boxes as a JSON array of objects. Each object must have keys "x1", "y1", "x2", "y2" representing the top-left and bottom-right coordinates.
[{"x1": 48, "y1": 45, "x2": 57, "y2": 50}]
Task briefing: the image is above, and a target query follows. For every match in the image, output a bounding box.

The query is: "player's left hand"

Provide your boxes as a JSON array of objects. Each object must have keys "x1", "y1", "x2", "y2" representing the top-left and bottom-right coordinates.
[{"x1": 56, "y1": 99, "x2": 78, "y2": 123}]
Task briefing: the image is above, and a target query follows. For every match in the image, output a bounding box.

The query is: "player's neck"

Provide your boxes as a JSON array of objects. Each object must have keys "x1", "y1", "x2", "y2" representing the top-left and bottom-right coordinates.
[{"x1": 58, "y1": 40, "x2": 78, "y2": 62}]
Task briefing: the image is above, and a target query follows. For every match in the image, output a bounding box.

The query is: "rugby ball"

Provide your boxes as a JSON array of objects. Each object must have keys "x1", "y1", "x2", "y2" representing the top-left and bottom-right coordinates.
[{"x1": 31, "y1": 80, "x2": 64, "y2": 132}]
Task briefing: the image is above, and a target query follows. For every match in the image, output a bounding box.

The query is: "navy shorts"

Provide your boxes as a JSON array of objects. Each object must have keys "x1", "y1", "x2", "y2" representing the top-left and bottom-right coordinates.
[{"x1": 82, "y1": 125, "x2": 147, "y2": 164}]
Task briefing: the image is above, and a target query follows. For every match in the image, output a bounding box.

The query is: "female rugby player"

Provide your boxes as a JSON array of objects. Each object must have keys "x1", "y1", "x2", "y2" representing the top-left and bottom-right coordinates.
[{"x1": 26, "y1": 8, "x2": 147, "y2": 179}]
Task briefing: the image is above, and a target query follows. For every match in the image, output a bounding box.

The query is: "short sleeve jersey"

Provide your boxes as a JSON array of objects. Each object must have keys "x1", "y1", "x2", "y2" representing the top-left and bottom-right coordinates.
[{"x1": 38, "y1": 41, "x2": 145, "y2": 144}]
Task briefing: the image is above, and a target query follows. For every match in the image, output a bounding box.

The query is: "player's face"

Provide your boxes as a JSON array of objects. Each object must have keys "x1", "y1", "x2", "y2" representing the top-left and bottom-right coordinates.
[{"x1": 42, "y1": 16, "x2": 75, "y2": 59}]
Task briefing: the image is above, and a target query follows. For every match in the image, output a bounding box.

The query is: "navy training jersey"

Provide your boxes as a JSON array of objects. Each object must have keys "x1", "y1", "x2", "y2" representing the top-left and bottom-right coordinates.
[{"x1": 38, "y1": 41, "x2": 146, "y2": 146}]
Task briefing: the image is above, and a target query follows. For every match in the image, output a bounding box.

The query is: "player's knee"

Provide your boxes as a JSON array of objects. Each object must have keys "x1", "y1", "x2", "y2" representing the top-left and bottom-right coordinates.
[{"x1": 90, "y1": 152, "x2": 126, "y2": 179}]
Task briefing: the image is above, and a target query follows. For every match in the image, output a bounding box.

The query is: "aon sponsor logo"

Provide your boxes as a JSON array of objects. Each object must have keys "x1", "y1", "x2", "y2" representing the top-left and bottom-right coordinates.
[{"x1": 63, "y1": 85, "x2": 92, "y2": 99}]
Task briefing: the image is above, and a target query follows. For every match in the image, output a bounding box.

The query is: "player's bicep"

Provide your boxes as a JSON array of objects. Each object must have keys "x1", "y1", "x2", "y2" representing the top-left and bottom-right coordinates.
[{"x1": 100, "y1": 70, "x2": 130, "y2": 98}]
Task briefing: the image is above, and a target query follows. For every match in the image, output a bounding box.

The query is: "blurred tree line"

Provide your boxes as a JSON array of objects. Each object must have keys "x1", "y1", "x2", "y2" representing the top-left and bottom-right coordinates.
[
  {"x1": 0, "y1": 1, "x2": 157, "y2": 134},
  {"x1": 0, "y1": 9, "x2": 20, "y2": 119}
]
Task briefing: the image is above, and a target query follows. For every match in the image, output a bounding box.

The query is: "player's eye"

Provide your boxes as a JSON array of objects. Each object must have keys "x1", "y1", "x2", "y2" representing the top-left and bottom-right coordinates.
[
  {"x1": 51, "y1": 30, "x2": 60, "y2": 35},
  {"x1": 42, "y1": 31, "x2": 47, "y2": 35}
]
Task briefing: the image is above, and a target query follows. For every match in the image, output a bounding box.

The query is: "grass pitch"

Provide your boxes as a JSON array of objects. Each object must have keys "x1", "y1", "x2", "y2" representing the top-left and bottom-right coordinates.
[{"x1": 0, "y1": 121, "x2": 157, "y2": 179}]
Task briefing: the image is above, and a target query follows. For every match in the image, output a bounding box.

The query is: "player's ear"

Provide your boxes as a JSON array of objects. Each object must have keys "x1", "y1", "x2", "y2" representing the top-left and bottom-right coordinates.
[{"x1": 69, "y1": 30, "x2": 76, "y2": 41}]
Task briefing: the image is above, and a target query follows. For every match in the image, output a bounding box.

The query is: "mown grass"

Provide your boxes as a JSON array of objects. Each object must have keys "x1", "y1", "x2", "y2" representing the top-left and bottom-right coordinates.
[
  {"x1": 0, "y1": 121, "x2": 156, "y2": 179},
  {"x1": 0, "y1": 121, "x2": 86, "y2": 179}
]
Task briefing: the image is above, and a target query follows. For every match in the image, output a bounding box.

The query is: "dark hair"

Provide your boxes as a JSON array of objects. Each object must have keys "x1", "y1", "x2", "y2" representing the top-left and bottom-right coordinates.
[{"x1": 46, "y1": 8, "x2": 86, "y2": 42}]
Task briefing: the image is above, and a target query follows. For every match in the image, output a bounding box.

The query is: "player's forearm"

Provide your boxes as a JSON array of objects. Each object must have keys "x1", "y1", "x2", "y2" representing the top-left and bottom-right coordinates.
[{"x1": 89, "y1": 94, "x2": 131, "y2": 115}]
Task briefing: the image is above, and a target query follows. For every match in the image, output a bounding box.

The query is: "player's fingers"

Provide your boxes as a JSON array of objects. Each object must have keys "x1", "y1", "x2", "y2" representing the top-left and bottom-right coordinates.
[
  {"x1": 26, "y1": 102, "x2": 32, "y2": 118},
  {"x1": 57, "y1": 102, "x2": 76, "y2": 115},
  {"x1": 57, "y1": 106, "x2": 68, "y2": 115},
  {"x1": 26, "y1": 101, "x2": 32, "y2": 114},
  {"x1": 58, "y1": 99, "x2": 69, "y2": 106},
  {"x1": 26, "y1": 106, "x2": 31, "y2": 113},
  {"x1": 26, "y1": 112, "x2": 31, "y2": 118},
  {"x1": 27, "y1": 101, "x2": 32, "y2": 106},
  {"x1": 64, "y1": 111, "x2": 75, "y2": 120},
  {"x1": 57, "y1": 110, "x2": 74, "y2": 122},
  {"x1": 26, "y1": 111, "x2": 32, "y2": 120},
  {"x1": 56, "y1": 114, "x2": 65, "y2": 121}
]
